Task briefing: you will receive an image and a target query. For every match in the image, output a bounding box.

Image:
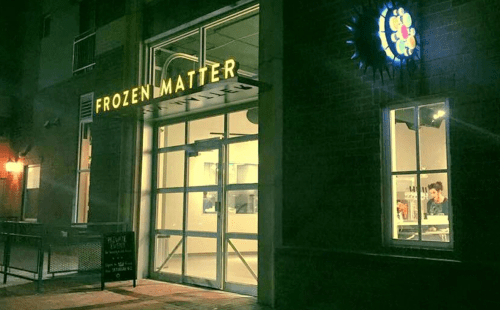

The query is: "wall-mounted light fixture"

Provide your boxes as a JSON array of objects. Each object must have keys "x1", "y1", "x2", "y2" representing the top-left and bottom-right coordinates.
[{"x1": 5, "y1": 158, "x2": 23, "y2": 173}]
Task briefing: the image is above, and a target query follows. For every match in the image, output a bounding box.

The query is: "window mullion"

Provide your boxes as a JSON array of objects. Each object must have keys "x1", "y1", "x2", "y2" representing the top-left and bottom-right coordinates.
[
  {"x1": 200, "y1": 26, "x2": 206, "y2": 68},
  {"x1": 415, "y1": 105, "x2": 422, "y2": 241}
]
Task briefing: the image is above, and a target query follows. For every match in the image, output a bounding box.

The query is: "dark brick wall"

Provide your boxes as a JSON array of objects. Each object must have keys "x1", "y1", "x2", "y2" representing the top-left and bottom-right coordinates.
[
  {"x1": 275, "y1": 248, "x2": 499, "y2": 309},
  {"x1": 23, "y1": 43, "x2": 128, "y2": 224},
  {"x1": 278, "y1": 0, "x2": 500, "y2": 307},
  {"x1": 143, "y1": 0, "x2": 245, "y2": 39},
  {"x1": 282, "y1": 0, "x2": 381, "y2": 252},
  {"x1": 34, "y1": 71, "x2": 96, "y2": 224},
  {"x1": 89, "y1": 46, "x2": 126, "y2": 223}
]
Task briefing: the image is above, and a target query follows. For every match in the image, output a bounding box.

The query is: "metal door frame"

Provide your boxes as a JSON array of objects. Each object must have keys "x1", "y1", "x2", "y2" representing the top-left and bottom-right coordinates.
[{"x1": 150, "y1": 109, "x2": 258, "y2": 295}]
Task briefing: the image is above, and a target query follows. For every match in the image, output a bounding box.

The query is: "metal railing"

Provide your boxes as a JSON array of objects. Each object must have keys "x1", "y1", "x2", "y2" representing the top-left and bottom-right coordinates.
[
  {"x1": 73, "y1": 31, "x2": 96, "y2": 74},
  {"x1": 0, "y1": 222, "x2": 128, "y2": 291},
  {"x1": 1, "y1": 232, "x2": 44, "y2": 291}
]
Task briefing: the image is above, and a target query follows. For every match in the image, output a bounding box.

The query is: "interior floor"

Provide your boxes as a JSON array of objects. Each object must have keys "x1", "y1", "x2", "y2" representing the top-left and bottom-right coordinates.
[{"x1": 158, "y1": 253, "x2": 257, "y2": 285}]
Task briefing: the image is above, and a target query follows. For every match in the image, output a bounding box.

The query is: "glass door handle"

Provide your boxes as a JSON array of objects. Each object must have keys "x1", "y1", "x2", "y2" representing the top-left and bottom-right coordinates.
[{"x1": 215, "y1": 202, "x2": 221, "y2": 213}]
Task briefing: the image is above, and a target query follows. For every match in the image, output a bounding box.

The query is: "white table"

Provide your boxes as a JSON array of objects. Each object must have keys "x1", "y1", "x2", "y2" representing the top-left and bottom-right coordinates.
[{"x1": 397, "y1": 216, "x2": 449, "y2": 241}]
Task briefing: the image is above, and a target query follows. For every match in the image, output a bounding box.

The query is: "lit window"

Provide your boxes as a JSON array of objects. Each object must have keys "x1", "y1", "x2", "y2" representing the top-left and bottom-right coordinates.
[
  {"x1": 75, "y1": 93, "x2": 93, "y2": 223},
  {"x1": 384, "y1": 101, "x2": 452, "y2": 246}
]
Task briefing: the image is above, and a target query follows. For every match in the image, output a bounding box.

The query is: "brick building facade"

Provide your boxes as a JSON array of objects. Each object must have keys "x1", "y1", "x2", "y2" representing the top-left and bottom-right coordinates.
[{"x1": 1, "y1": 0, "x2": 499, "y2": 308}]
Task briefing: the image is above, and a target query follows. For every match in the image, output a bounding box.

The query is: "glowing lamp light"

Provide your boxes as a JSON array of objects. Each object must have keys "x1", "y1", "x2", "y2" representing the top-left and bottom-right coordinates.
[
  {"x1": 433, "y1": 110, "x2": 446, "y2": 120},
  {"x1": 5, "y1": 159, "x2": 23, "y2": 173}
]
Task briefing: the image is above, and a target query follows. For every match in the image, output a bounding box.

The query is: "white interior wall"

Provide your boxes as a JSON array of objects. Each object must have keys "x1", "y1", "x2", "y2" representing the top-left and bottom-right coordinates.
[
  {"x1": 394, "y1": 120, "x2": 449, "y2": 202},
  {"x1": 157, "y1": 111, "x2": 258, "y2": 254}
]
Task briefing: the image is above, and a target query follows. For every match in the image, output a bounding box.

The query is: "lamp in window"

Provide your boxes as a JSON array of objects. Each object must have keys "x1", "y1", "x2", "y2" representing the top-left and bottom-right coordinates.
[{"x1": 5, "y1": 158, "x2": 23, "y2": 173}]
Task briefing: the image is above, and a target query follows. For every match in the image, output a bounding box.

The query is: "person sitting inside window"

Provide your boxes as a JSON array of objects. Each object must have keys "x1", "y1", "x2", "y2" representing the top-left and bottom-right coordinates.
[{"x1": 427, "y1": 181, "x2": 449, "y2": 215}]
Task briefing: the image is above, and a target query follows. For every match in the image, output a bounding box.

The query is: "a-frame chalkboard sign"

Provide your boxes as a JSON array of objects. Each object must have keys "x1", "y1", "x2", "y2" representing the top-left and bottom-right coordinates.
[{"x1": 101, "y1": 231, "x2": 137, "y2": 290}]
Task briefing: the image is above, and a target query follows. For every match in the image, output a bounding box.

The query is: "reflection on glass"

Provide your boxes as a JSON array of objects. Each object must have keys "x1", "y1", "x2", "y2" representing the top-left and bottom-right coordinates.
[
  {"x1": 188, "y1": 149, "x2": 219, "y2": 186},
  {"x1": 227, "y1": 189, "x2": 258, "y2": 235},
  {"x1": 187, "y1": 192, "x2": 217, "y2": 232},
  {"x1": 228, "y1": 140, "x2": 258, "y2": 184},
  {"x1": 227, "y1": 190, "x2": 258, "y2": 216},
  {"x1": 420, "y1": 173, "x2": 449, "y2": 242},
  {"x1": 156, "y1": 193, "x2": 184, "y2": 230},
  {"x1": 391, "y1": 108, "x2": 416, "y2": 172},
  {"x1": 188, "y1": 115, "x2": 224, "y2": 143},
  {"x1": 155, "y1": 234, "x2": 183, "y2": 275},
  {"x1": 202, "y1": 191, "x2": 217, "y2": 214},
  {"x1": 158, "y1": 151, "x2": 185, "y2": 188},
  {"x1": 153, "y1": 31, "x2": 199, "y2": 89},
  {"x1": 419, "y1": 103, "x2": 447, "y2": 171},
  {"x1": 158, "y1": 122, "x2": 185, "y2": 148},
  {"x1": 205, "y1": 10, "x2": 259, "y2": 79},
  {"x1": 226, "y1": 239, "x2": 257, "y2": 285},
  {"x1": 228, "y1": 109, "x2": 258, "y2": 137},
  {"x1": 186, "y1": 237, "x2": 216, "y2": 280}
]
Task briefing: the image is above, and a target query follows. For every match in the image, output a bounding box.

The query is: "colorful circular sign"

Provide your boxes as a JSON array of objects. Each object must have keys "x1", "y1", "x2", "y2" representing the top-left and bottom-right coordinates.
[{"x1": 379, "y1": 4, "x2": 418, "y2": 63}]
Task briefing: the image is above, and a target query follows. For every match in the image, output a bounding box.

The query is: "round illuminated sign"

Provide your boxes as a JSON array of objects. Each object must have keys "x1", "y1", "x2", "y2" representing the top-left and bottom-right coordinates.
[
  {"x1": 378, "y1": 4, "x2": 419, "y2": 64},
  {"x1": 346, "y1": 2, "x2": 419, "y2": 82}
]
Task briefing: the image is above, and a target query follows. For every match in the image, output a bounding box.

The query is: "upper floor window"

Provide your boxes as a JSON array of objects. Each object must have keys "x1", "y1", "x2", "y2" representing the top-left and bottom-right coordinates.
[
  {"x1": 73, "y1": 0, "x2": 97, "y2": 75},
  {"x1": 384, "y1": 100, "x2": 452, "y2": 247},
  {"x1": 73, "y1": 31, "x2": 96, "y2": 75},
  {"x1": 148, "y1": 5, "x2": 259, "y2": 117}
]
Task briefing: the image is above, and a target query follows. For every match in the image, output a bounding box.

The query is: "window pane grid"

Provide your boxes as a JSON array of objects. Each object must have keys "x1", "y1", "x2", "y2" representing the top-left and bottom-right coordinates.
[{"x1": 389, "y1": 102, "x2": 450, "y2": 244}]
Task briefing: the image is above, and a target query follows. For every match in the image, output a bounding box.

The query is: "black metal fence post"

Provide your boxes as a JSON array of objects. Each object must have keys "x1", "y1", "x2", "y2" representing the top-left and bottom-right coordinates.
[
  {"x1": 3, "y1": 233, "x2": 10, "y2": 284},
  {"x1": 37, "y1": 237, "x2": 44, "y2": 292}
]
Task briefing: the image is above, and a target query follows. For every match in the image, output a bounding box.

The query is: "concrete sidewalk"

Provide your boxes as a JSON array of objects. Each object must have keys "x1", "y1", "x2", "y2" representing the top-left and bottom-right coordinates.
[{"x1": 0, "y1": 275, "x2": 271, "y2": 310}]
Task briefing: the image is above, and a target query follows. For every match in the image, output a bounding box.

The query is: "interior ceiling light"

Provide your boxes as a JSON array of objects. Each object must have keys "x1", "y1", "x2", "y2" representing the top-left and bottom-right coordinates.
[
  {"x1": 347, "y1": 1, "x2": 419, "y2": 82},
  {"x1": 433, "y1": 110, "x2": 446, "y2": 119}
]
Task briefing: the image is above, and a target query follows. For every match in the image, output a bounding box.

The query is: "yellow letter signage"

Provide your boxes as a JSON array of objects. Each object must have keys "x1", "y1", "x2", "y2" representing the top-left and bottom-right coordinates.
[{"x1": 95, "y1": 58, "x2": 239, "y2": 116}]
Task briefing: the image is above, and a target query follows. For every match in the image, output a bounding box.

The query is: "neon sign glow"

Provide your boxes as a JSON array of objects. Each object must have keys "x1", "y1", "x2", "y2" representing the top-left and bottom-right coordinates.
[
  {"x1": 95, "y1": 59, "x2": 238, "y2": 115},
  {"x1": 346, "y1": 2, "x2": 419, "y2": 82},
  {"x1": 378, "y1": 4, "x2": 418, "y2": 64}
]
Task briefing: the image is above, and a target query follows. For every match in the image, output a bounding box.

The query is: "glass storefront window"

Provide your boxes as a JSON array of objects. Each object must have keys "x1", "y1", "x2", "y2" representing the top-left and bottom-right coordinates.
[
  {"x1": 205, "y1": 11, "x2": 259, "y2": 80},
  {"x1": 158, "y1": 122, "x2": 185, "y2": 148},
  {"x1": 188, "y1": 149, "x2": 219, "y2": 187},
  {"x1": 226, "y1": 239, "x2": 257, "y2": 285},
  {"x1": 187, "y1": 192, "x2": 218, "y2": 231},
  {"x1": 228, "y1": 109, "x2": 258, "y2": 137},
  {"x1": 387, "y1": 102, "x2": 451, "y2": 245},
  {"x1": 153, "y1": 31, "x2": 200, "y2": 90},
  {"x1": 156, "y1": 193, "x2": 184, "y2": 230},
  {"x1": 155, "y1": 234, "x2": 183, "y2": 275},
  {"x1": 188, "y1": 115, "x2": 224, "y2": 143},
  {"x1": 228, "y1": 140, "x2": 258, "y2": 184},
  {"x1": 149, "y1": 4, "x2": 259, "y2": 293},
  {"x1": 157, "y1": 151, "x2": 185, "y2": 188}
]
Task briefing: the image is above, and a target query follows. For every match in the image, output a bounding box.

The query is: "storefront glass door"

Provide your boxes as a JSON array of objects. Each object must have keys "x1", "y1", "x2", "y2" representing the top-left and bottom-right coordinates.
[{"x1": 153, "y1": 109, "x2": 258, "y2": 295}]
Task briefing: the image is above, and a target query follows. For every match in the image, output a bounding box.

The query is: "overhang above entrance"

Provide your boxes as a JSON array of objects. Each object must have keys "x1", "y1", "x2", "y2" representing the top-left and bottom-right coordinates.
[
  {"x1": 95, "y1": 76, "x2": 258, "y2": 121},
  {"x1": 142, "y1": 76, "x2": 259, "y2": 121}
]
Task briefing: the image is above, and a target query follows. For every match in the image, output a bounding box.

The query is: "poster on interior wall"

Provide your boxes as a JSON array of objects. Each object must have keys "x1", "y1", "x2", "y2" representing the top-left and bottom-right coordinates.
[
  {"x1": 101, "y1": 231, "x2": 136, "y2": 290},
  {"x1": 346, "y1": 1, "x2": 420, "y2": 82}
]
